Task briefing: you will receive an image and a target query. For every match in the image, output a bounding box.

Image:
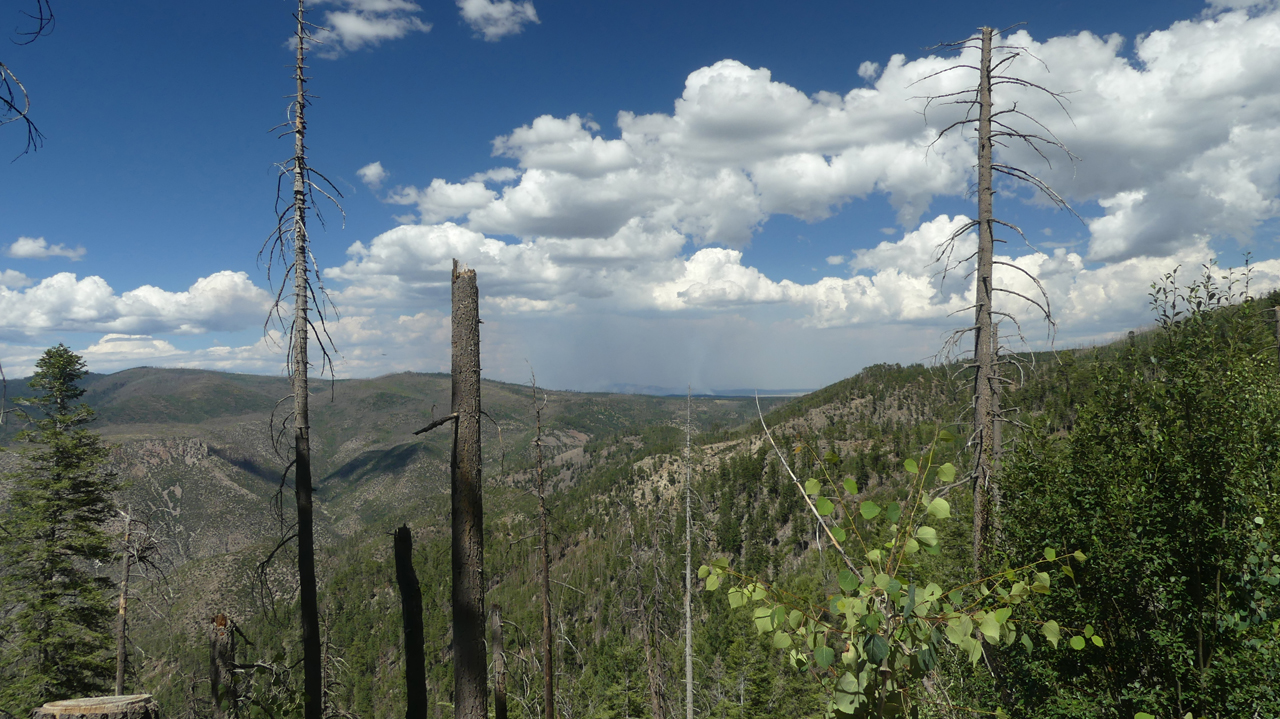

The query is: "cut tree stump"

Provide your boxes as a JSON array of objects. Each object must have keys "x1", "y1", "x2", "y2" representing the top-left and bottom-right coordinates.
[{"x1": 32, "y1": 695, "x2": 158, "y2": 719}]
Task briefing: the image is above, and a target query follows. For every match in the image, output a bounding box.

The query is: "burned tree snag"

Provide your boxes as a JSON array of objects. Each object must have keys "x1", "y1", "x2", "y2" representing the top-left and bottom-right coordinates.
[
  {"x1": 531, "y1": 373, "x2": 554, "y2": 719},
  {"x1": 115, "y1": 507, "x2": 132, "y2": 697},
  {"x1": 209, "y1": 614, "x2": 237, "y2": 718},
  {"x1": 970, "y1": 26, "x2": 998, "y2": 573},
  {"x1": 395, "y1": 526, "x2": 427, "y2": 719},
  {"x1": 491, "y1": 604, "x2": 508, "y2": 719},
  {"x1": 450, "y1": 260, "x2": 487, "y2": 719},
  {"x1": 925, "y1": 24, "x2": 1075, "y2": 573}
]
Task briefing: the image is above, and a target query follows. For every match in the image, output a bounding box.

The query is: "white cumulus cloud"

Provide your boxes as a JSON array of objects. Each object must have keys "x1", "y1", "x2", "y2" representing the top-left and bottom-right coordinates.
[
  {"x1": 457, "y1": 0, "x2": 538, "y2": 41},
  {"x1": 310, "y1": 0, "x2": 430, "y2": 57},
  {"x1": 357, "y1": 161, "x2": 388, "y2": 189},
  {"x1": 8, "y1": 236, "x2": 86, "y2": 261},
  {"x1": 0, "y1": 271, "x2": 273, "y2": 336}
]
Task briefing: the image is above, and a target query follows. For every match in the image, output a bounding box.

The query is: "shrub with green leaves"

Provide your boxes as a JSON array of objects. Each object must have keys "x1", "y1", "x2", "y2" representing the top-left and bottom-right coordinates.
[
  {"x1": 702, "y1": 435, "x2": 1097, "y2": 719},
  {"x1": 1000, "y1": 266, "x2": 1280, "y2": 719}
]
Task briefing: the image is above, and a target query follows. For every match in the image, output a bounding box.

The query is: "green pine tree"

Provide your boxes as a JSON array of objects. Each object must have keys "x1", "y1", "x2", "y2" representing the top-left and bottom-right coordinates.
[{"x1": 0, "y1": 344, "x2": 117, "y2": 713}]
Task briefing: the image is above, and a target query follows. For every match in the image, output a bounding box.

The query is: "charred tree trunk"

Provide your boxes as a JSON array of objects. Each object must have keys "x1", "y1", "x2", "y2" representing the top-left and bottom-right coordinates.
[
  {"x1": 115, "y1": 508, "x2": 132, "y2": 696},
  {"x1": 491, "y1": 604, "x2": 508, "y2": 719},
  {"x1": 532, "y1": 378, "x2": 554, "y2": 719},
  {"x1": 683, "y1": 390, "x2": 693, "y2": 719},
  {"x1": 971, "y1": 26, "x2": 997, "y2": 576},
  {"x1": 395, "y1": 526, "x2": 427, "y2": 719},
  {"x1": 641, "y1": 613, "x2": 665, "y2": 719},
  {"x1": 209, "y1": 614, "x2": 237, "y2": 719},
  {"x1": 451, "y1": 260, "x2": 487, "y2": 719}
]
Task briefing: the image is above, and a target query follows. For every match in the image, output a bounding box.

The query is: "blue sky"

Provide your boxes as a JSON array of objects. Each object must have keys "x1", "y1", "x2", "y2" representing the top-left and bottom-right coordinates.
[{"x1": 1, "y1": 0, "x2": 1277, "y2": 391}]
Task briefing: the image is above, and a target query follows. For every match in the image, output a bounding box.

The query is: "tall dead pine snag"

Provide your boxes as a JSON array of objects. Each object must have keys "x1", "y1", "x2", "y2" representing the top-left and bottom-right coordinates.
[
  {"x1": 530, "y1": 372, "x2": 554, "y2": 719},
  {"x1": 450, "y1": 261, "x2": 487, "y2": 719},
  {"x1": 683, "y1": 388, "x2": 693, "y2": 719},
  {"x1": 925, "y1": 25, "x2": 1075, "y2": 572},
  {"x1": 259, "y1": 3, "x2": 342, "y2": 718}
]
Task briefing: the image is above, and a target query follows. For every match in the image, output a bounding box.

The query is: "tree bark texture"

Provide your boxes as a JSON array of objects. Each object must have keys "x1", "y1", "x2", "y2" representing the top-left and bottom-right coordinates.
[
  {"x1": 115, "y1": 510, "x2": 132, "y2": 697},
  {"x1": 209, "y1": 614, "x2": 237, "y2": 719},
  {"x1": 395, "y1": 526, "x2": 427, "y2": 719},
  {"x1": 491, "y1": 604, "x2": 508, "y2": 719},
  {"x1": 287, "y1": 3, "x2": 322, "y2": 717},
  {"x1": 450, "y1": 260, "x2": 487, "y2": 719},
  {"x1": 971, "y1": 26, "x2": 998, "y2": 576}
]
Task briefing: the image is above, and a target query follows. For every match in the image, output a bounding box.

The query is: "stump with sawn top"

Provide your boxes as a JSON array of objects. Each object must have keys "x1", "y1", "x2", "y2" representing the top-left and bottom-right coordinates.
[{"x1": 32, "y1": 695, "x2": 158, "y2": 719}]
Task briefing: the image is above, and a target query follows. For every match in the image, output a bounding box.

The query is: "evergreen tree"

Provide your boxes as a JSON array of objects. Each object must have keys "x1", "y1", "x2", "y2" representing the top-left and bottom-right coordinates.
[{"x1": 0, "y1": 344, "x2": 117, "y2": 713}]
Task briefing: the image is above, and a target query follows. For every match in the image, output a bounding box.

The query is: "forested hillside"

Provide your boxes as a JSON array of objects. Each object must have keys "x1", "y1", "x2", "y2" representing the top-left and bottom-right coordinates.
[{"x1": 3, "y1": 273, "x2": 1280, "y2": 719}]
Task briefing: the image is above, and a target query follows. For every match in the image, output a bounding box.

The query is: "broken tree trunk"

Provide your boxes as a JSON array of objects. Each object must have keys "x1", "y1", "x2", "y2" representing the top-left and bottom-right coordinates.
[
  {"x1": 451, "y1": 260, "x2": 487, "y2": 719},
  {"x1": 395, "y1": 526, "x2": 427, "y2": 719}
]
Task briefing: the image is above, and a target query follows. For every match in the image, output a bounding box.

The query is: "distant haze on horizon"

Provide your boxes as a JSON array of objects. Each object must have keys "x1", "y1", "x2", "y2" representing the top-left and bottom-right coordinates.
[{"x1": 2, "y1": 0, "x2": 1278, "y2": 391}]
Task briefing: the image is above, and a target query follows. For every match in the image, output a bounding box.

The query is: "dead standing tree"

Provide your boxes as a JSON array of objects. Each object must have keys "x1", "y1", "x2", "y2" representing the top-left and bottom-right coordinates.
[
  {"x1": 258, "y1": 2, "x2": 343, "y2": 718},
  {"x1": 451, "y1": 261, "x2": 487, "y2": 719},
  {"x1": 394, "y1": 526, "x2": 427, "y2": 719},
  {"x1": 529, "y1": 372, "x2": 554, "y2": 719},
  {"x1": 923, "y1": 25, "x2": 1077, "y2": 573}
]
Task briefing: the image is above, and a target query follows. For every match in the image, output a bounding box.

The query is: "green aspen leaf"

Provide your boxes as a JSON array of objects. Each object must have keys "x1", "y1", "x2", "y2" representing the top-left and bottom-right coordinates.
[
  {"x1": 978, "y1": 612, "x2": 1000, "y2": 643},
  {"x1": 916, "y1": 526, "x2": 938, "y2": 547},
  {"x1": 815, "y1": 497, "x2": 835, "y2": 516},
  {"x1": 814, "y1": 645, "x2": 835, "y2": 669},
  {"x1": 772, "y1": 631, "x2": 792, "y2": 649},
  {"x1": 831, "y1": 525, "x2": 847, "y2": 543},
  {"x1": 866, "y1": 549, "x2": 882, "y2": 563},
  {"x1": 838, "y1": 569, "x2": 858, "y2": 593},
  {"x1": 1070, "y1": 636, "x2": 1086, "y2": 651},
  {"x1": 788, "y1": 610, "x2": 803, "y2": 630},
  {"x1": 1135, "y1": 714, "x2": 1156, "y2": 719},
  {"x1": 864, "y1": 634, "x2": 889, "y2": 665},
  {"x1": 994, "y1": 607, "x2": 1013, "y2": 624},
  {"x1": 1083, "y1": 624, "x2": 1094, "y2": 638},
  {"x1": 903, "y1": 537, "x2": 919, "y2": 554},
  {"x1": 1043, "y1": 547, "x2": 1057, "y2": 561},
  {"x1": 1020, "y1": 633, "x2": 1033, "y2": 655},
  {"x1": 1256, "y1": 516, "x2": 1265, "y2": 526},
  {"x1": 1092, "y1": 635, "x2": 1104, "y2": 647},
  {"x1": 1062, "y1": 565, "x2": 1074, "y2": 580},
  {"x1": 860, "y1": 501, "x2": 882, "y2": 520},
  {"x1": 1073, "y1": 550, "x2": 1086, "y2": 562},
  {"x1": 927, "y1": 497, "x2": 951, "y2": 519},
  {"x1": 968, "y1": 636, "x2": 984, "y2": 666},
  {"x1": 1032, "y1": 571, "x2": 1051, "y2": 593},
  {"x1": 1042, "y1": 620, "x2": 1060, "y2": 649},
  {"x1": 945, "y1": 622, "x2": 966, "y2": 646},
  {"x1": 996, "y1": 709, "x2": 1008, "y2": 719},
  {"x1": 874, "y1": 573, "x2": 891, "y2": 590},
  {"x1": 727, "y1": 588, "x2": 746, "y2": 608},
  {"x1": 886, "y1": 502, "x2": 902, "y2": 523},
  {"x1": 937, "y1": 462, "x2": 956, "y2": 483},
  {"x1": 751, "y1": 584, "x2": 767, "y2": 601},
  {"x1": 705, "y1": 573, "x2": 721, "y2": 591},
  {"x1": 805, "y1": 478, "x2": 821, "y2": 496},
  {"x1": 938, "y1": 429, "x2": 956, "y2": 443},
  {"x1": 843, "y1": 477, "x2": 859, "y2": 496},
  {"x1": 698, "y1": 565, "x2": 710, "y2": 579},
  {"x1": 904, "y1": 458, "x2": 919, "y2": 474}
]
